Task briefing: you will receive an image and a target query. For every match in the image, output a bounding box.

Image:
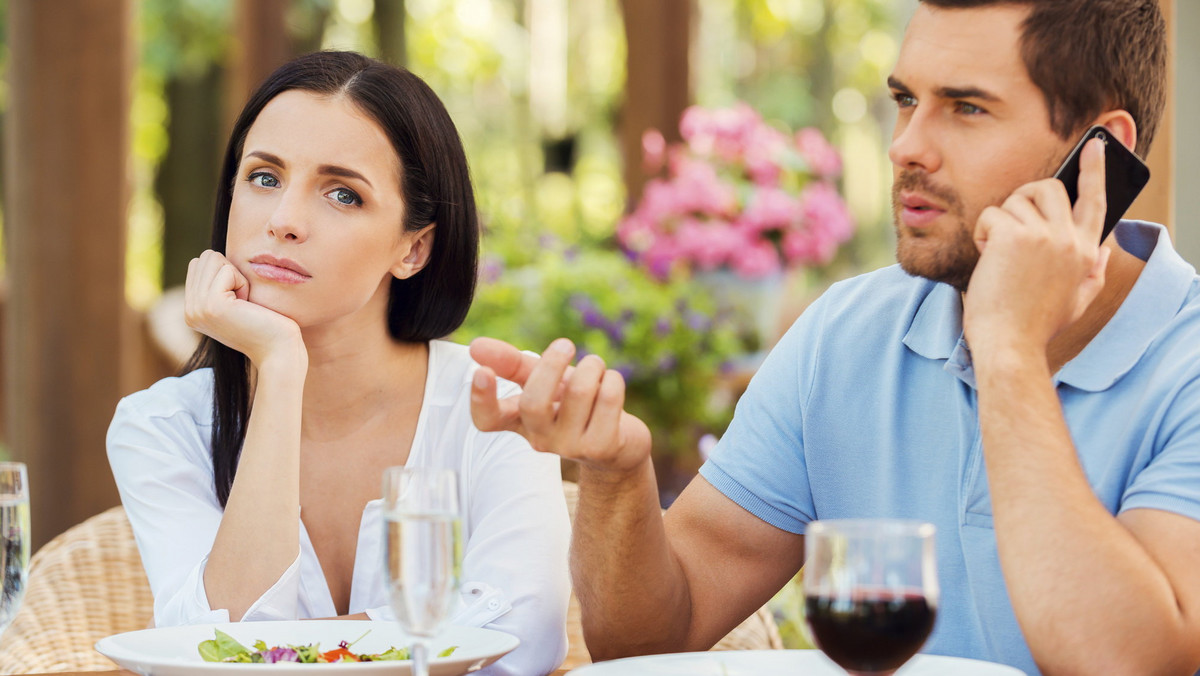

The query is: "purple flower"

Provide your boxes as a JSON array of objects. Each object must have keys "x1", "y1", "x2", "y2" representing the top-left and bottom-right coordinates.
[
  {"x1": 479, "y1": 255, "x2": 505, "y2": 284},
  {"x1": 655, "y1": 318, "x2": 672, "y2": 336},
  {"x1": 657, "y1": 354, "x2": 678, "y2": 372},
  {"x1": 613, "y1": 363, "x2": 635, "y2": 380},
  {"x1": 685, "y1": 311, "x2": 710, "y2": 332}
]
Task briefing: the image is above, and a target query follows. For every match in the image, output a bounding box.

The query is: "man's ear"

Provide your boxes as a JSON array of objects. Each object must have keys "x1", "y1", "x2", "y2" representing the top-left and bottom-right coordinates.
[
  {"x1": 392, "y1": 223, "x2": 436, "y2": 279},
  {"x1": 1095, "y1": 110, "x2": 1138, "y2": 153}
]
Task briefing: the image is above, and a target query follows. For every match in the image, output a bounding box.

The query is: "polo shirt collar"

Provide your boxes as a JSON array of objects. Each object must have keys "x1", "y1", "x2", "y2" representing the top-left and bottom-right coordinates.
[
  {"x1": 1058, "y1": 221, "x2": 1196, "y2": 391},
  {"x1": 900, "y1": 221, "x2": 1196, "y2": 392}
]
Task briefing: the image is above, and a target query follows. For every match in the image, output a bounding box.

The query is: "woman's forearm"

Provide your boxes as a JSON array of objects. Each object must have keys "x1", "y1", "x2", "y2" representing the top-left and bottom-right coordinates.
[{"x1": 203, "y1": 344, "x2": 308, "y2": 619}]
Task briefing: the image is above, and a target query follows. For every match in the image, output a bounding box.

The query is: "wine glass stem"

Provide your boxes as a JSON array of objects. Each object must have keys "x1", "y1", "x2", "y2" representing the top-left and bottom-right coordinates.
[{"x1": 411, "y1": 637, "x2": 430, "y2": 676}]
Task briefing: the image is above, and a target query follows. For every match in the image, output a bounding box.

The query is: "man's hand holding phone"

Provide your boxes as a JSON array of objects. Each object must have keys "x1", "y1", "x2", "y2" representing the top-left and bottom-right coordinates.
[{"x1": 963, "y1": 136, "x2": 1111, "y2": 360}]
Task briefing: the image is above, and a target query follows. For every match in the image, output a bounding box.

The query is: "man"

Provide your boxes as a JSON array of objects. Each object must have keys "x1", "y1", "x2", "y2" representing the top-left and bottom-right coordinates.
[{"x1": 471, "y1": 1, "x2": 1200, "y2": 673}]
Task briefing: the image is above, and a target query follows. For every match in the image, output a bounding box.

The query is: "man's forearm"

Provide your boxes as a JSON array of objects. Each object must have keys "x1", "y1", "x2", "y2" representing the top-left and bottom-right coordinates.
[
  {"x1": 572, "y1": 461, "x2": 693, "y2": 660},
  {"x1": 976, "y1": 350, "x2": 1189, "y2": 675}
]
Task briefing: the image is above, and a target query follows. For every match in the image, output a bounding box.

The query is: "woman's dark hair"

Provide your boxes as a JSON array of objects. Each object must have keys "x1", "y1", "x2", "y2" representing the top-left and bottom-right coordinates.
[{"x1": 182, "y1": 51, "x2": 479, "y2": 507}]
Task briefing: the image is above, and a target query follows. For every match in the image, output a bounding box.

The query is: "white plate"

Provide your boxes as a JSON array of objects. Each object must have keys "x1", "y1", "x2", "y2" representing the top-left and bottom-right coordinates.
[
  {"x1": 566, "y1": 650, "x2": 1026, "y2": 675},
  {"x1": 95, "y1": 620, "x2": 519, "y2": 676}
]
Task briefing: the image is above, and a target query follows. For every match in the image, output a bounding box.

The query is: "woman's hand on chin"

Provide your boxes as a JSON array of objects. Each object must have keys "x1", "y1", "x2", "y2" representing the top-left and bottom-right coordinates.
[{"x1": 185, "y1": 249, "x2": 305, "y2": 368}]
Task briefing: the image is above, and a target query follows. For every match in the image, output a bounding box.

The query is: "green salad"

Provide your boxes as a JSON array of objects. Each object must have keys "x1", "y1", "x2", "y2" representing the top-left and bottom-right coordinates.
[{"x1": 198, "y1": 629, "x2": 457, "y2": 664}]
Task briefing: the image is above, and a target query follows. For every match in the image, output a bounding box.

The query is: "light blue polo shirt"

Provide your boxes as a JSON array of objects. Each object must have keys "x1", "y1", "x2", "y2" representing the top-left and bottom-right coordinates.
[{"x1": 700, "y1": 221, "x2": 1200, "y2": 675}]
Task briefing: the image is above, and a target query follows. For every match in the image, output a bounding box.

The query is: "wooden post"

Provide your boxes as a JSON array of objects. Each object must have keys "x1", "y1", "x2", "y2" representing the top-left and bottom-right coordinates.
[
  {"x1": 229, "y1": 0, "x2": 292, "y2": 126},
  {"x1": 5, "y1": 0, "x2": 132, "y2": 548},
  {"x1": 1128, "y1": 0, "x2": 1175, "y2": 235},
  {"x1": 619, "y1": 0, "x2": 692, "y2": 206}
]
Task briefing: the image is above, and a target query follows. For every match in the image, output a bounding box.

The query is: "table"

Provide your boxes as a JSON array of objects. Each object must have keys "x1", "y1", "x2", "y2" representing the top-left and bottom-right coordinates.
[{"x1": 29, "y1": 671, "x2": 573, "y2": 676}]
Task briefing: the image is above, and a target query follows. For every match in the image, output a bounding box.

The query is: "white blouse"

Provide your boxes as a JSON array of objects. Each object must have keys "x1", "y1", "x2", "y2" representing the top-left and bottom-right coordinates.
[{"x1": 107, "y1": 340, "x2": 570, "y2": 676}]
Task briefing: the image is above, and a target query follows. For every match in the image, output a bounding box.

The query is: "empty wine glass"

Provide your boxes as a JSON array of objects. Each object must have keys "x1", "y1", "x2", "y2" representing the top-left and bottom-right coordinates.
[
  {"x1": 382, "y1": 467, "x2": 461, "y2": 676},
  {"x1": 0, "y1": 462, "x2": 30, "y2": 637},
  {"x1": 803, "y1": 519, "x2": 938, "y2": 676}
]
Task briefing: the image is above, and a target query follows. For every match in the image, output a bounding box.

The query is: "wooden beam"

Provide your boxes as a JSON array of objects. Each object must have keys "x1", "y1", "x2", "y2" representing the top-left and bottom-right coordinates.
[
  {"x1": 5, "y1": 0, "x2": 132, "y2": 548},
  {"x1": 619, "y1": 0, "x2": 692, "y2": 206},
  {"x1": 229, "y1": 0, "x2": 293, "y2": 126},
  {"x1": 1128, "y1": 0, "x2": 1175, "y2": 234}
]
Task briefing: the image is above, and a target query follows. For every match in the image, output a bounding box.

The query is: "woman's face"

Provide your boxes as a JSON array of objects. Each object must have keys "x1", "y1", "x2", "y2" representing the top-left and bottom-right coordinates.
[{"x1": 226, "y1": 89, "x2": 424, "y2": 331}]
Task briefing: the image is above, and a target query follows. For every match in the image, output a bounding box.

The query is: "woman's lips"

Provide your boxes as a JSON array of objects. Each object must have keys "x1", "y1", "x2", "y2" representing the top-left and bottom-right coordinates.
[{"x1": 249, "y1": 262, "x2": 311, "y2": 284}]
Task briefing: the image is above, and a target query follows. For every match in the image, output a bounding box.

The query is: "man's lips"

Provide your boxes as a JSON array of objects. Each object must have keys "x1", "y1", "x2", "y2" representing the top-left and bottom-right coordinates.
[
  {"x1": 898, "y1": 192, "x2": 946, "y2": 229},
  {"x1": 249, "y1": 254, "x2": 311, "y2": 283}
]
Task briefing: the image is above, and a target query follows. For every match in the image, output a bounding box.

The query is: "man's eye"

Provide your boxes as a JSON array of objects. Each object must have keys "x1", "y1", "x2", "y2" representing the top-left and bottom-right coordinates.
[
  {"x1": 248, "y1": 172, "x2": 279, "y2": 188},
  {"x1": 892, "y1": 93, "x2": 916, "y2": 108},
  {"x1": 329, "y1": 188, "x2": 362, "y2": 207},
  {"x1": 956, "y1": 102, "x2": 986, "y2": 115}
]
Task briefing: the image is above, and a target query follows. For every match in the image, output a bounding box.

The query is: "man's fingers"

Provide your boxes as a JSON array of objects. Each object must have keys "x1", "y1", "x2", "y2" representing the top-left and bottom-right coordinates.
[
  {"x1": 469, "y1": 337, "x2": 540, "y2": 386},
  {"x1": 581, "y1": 369, "x2": 627, "y2": 450},
  {"x1": 1074, "y1": 137, "x2": 1107, "y2": 240},
  {"x1": 470, "y1": 366, "x2": 524, "y2": 435},
  {"x1": 519, "y1": 339, "x2": 576, "y2": 440},
  {"x1": 555, "y1": 354, "x2": 607, "y2": 440}
]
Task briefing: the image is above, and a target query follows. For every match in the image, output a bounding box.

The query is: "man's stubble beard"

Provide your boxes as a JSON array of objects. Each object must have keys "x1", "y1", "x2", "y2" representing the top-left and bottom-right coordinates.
[{"x1": 892, "y1": 170, "x2": 978, "y2": 292}]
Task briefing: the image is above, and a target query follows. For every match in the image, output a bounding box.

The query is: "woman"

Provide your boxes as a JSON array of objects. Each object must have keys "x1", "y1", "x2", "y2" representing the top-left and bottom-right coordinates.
[{"x1": 107, "y1": 51, "x2": 569, "y2": 676}]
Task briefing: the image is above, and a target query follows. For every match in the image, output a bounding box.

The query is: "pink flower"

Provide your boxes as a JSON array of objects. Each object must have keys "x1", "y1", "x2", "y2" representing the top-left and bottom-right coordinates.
[
  {"x1": 743, "y1": 124, "x2": 789, "y2": 186},
  {"x1": 642, "y1": 128, "x2": 666, "y2": 174},
  {"x1": 730, "y1": 236, "x2": 782, "y2": 279},
  {"x1": 739, "y1": 187, "x2": 800, "y2": 234},
  {"x1": 796, "y1": 127, "x2": 842, "y2": 178},
  {"x1": 643, "y1": 236, "x2": 685, "y2": 280},
  {"x1": 782, "y1": 182, "x2": 854, "y2": 264},
  {"x1": 680, "y1": 103, "x2": 762, "y2": 162},
  {"x1": 671, "y1": 156, "x2": 737, "y2": 216},
  {"x1": 676, "y1": 218, "x2": 740, "y2": 270}
]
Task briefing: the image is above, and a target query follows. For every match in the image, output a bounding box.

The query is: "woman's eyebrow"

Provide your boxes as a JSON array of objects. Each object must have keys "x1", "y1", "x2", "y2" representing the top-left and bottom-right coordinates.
[
  {"x1": 244, "y1": 151, "x2": 373, "y2": 190},
  {"x1": 318, "y1": 164, "x2": 373, "y2": 189},
  {"x1": 245, "y1": 150, "x2": 286, "y2": 167}
]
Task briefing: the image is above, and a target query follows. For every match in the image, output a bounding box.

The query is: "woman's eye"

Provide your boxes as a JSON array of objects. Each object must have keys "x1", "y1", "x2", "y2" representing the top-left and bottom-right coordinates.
[
  {"x1": 248, "y1": 172, "x2": 279, "y2": 188},
  {"x1": 328, "y1": 187, "x2": 363, "y2": 207}
]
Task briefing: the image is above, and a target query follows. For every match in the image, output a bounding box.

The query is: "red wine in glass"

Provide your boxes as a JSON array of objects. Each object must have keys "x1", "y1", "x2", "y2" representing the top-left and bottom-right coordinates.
[
  {"x1": 805, "y1": 589, "x2": 936, "y2": 675},
  {"x1": 803, "y1": 519, "x2": 939, "y2": 676}
]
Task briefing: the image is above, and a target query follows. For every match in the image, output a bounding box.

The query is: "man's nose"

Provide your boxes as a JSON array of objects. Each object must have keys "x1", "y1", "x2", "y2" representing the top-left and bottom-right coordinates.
[{"x1": 888, "y1": 114, "x2": 942, "y2": 174}]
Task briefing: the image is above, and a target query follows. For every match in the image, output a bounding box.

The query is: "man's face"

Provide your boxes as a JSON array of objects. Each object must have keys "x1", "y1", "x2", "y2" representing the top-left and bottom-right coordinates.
[{"x1": 888, "y1": 4, "x2": 1076, "y2": 290}]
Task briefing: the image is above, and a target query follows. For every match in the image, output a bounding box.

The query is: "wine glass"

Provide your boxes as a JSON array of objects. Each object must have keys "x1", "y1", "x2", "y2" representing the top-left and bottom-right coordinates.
[
  {"x1": 0, "y1": 462, "x2": 30, "y2": 637},
  {"x1": 803, "y1": 519, "x2": 938, "y2": 676},
  {"x1": 381, "y1": 467, "x2": 461, "y2": 676}
]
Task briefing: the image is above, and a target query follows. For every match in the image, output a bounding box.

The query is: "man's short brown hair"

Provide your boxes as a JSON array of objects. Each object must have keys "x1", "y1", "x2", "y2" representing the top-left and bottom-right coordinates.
[{"x1": 919, "y1": 0, "x2": 1166, "y2": 156}]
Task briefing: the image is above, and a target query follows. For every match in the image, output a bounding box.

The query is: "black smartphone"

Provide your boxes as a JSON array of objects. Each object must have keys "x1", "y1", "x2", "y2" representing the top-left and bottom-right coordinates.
[{"x1": 1052, "y1": 124, "x2": 1150, "y2": 243}]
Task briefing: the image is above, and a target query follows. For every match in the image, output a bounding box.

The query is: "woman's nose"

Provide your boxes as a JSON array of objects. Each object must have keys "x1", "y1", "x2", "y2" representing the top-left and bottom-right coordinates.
[{"x1": 266, "y1": 189, "x2": 309, "y2": 242}]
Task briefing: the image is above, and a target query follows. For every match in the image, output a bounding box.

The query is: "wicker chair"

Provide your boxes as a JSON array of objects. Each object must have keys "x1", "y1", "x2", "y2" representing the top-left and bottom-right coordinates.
[
  {"x1": 0, "y1": 506, "x2": 152, "y2": 674},
  {"x1": 559, "y1": 481, "x2": 782, "y2": 670}
]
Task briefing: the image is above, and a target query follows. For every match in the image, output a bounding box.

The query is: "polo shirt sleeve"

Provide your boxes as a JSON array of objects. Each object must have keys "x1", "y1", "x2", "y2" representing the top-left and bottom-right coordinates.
[
  {"x1": 699, "y1": 294, "x2": 828, "y2": 534},
  {"x1": 1120, "y1": 372, "x2": 1200, "y2": 522},
  {"x1": 107, "y1": 388, "x2": 303, "y2": 626}
]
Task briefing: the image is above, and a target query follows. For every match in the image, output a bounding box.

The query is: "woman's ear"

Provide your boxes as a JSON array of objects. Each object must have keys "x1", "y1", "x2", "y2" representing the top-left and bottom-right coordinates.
[
  {"x1": 1095, "y1": 110, "x2": 1138, "y2": 153},
  {"x1": 392, "y1": 223, "x2": 436, "y2": 279}
]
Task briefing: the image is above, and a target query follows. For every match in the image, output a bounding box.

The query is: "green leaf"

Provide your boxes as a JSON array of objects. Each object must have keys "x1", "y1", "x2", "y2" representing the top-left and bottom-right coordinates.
[
  {"x1": 214, "y1": 629, "x2": 250, "y2": 656},
  {"x1": 437, "y1": 646, "x2": 458, "y2": 658},
  {"x1": 198, "y1": 629, "x2": 250, "y2": 662},
  {"x1": 291, "y1": 644, "x2": 322, "y2": 663},
  {"x1": 364, "y1": 647, "x2": 410, "y2": 661},
  {"x1": 197, "y1": 640, "x2": 222, "y2": 662}
]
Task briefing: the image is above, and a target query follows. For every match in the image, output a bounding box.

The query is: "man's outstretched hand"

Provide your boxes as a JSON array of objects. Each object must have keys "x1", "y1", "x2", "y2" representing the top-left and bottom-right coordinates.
[{"x1": 469, "y1": 337, "x2": 653, "y2": 476}]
